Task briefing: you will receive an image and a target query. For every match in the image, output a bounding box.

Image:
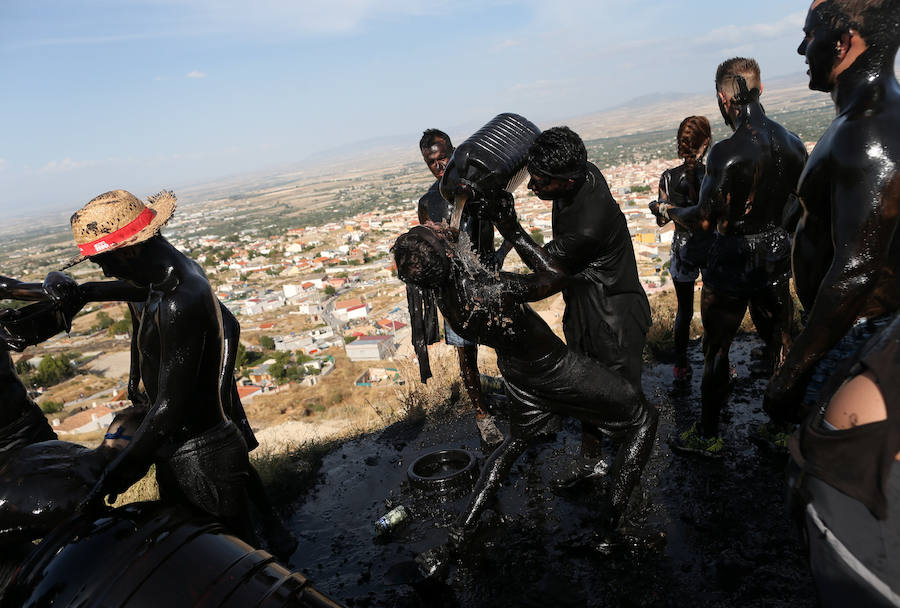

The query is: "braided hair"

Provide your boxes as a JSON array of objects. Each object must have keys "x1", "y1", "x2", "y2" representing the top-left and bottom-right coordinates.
[{"x1": 676, "y1": 116, "x2": 711, "y2": 203}]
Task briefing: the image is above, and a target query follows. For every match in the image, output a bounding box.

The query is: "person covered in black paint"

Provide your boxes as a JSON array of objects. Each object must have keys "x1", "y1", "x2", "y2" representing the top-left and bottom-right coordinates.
[
  {"x1": 65, "y1": 190, "x2": 255, "y2": 543},
  {"x1": 788, "y1": 311, "x2": 900, "y2": 606},
  {"x1": 0, "y1": 406, "x2": 145, "y2": 546},
  {"x1": 649, "y1": 116, "x2": 714, "y2": 383},
  {"x1": 523, "y1": 126, "x2": 651, "y2": 485},
  {"x1": 411, "y1": 128, "x2": 503, "y2": 449},
  {"x1": 0, "y1": 277, "x2": 65, "y2": 463},
  {"x1": 666, "y1": 58, "x2": 808, "y2": 454},
  {"x1": 765, "y1": 0, "x2": 900, "y2": 427},
  {"x1": 392, "y1": 219, "x2": 657, "y2": 577}
]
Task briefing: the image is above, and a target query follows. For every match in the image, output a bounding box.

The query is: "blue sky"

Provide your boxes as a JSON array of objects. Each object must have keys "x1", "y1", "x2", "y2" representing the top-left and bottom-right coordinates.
[{"x1": 0, "y1": 0, "x2": 814, "y2": 216}]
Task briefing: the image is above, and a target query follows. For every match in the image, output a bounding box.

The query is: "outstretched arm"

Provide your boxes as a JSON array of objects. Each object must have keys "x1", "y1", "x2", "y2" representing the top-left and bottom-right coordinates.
[
  {"x1": 668, "y1": 146, "x2": 727, "y2": 232},
  {"x1": 0, "y1": 275, "x2": 46, "y2": 301},
  {"x1": 500, "y1": 270, "x2": 570, "y2": 305},
  {"x1": 765, "y1": 155, "x2": 900, "y2": 421}
]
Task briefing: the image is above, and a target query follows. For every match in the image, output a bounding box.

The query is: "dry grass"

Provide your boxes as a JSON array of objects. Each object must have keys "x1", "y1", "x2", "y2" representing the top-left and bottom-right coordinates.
[
  {"x1": 111, "y1": 465, "x2": 160, "y2": 506},
  {"x1": 645, "y1": 288, "x2": 703, "y2": 361},
  {"x1": 645, "y1": 283, "x2": 806, "y2": 362},
  {"x1": 36, "y1": 374, "x2": 120, "y2": 408},
  {"x1": 102, "y1": 346, "x2": 487, "y2": 509}
]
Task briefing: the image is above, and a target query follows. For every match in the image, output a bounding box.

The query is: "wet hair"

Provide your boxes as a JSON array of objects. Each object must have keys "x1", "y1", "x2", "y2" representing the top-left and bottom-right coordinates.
[
  {"x1": 392, "y1": 228, "x2": 450, "y2": 287},
  {"x1": 676, "y1": 116, "x2": 712, "y2": 202},
  {"x1": 419, "y1": 129, "x2": 453, "y2": 152},
  {"x1": 527, "y1": 126, "x2": 587, "y2": 179},
  {"x1": 819, "y1": 0, "x2": 900, "y2": 49},
  {"x1": 715, "y1": 57, "x2": 762, "y2": 97}
]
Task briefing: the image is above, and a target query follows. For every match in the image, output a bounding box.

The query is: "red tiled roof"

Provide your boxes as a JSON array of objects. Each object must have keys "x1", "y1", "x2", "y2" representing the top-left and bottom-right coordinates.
[
  {"x1": 54, "y1": 405, "x2": 116, "y2": 432},
  {"x1": 236, "y1": 385, "x2": 262, "y2": 399},
  {"x1": 335, "y1": 298, "x2": 363, "y2": 310}
]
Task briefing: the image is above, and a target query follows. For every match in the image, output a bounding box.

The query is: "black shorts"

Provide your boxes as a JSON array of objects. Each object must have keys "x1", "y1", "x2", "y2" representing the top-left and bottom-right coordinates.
[
  {"x1": 670, "y1": 230, "x2": 713, "y2": 283},
  {"x1": 498, "y1": 344, "x2": 644, "y2": 440},
  {"x1": 703, "y1": 228, "x2": 791, "y2": 298}
]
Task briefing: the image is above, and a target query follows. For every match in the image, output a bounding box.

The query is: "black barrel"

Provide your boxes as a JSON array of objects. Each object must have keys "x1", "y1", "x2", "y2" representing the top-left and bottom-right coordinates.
[
  {"x1": 440, "y1": 113, "x2": 541, "y2": 204},
  {"x1": 1, "y1": 502, "x2": 344, "y2": 608}
]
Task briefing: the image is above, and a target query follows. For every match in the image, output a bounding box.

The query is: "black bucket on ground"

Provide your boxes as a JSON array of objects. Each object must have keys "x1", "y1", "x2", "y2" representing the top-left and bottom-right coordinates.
[
  {"x1": 440, "y1": 113, "x2": 541, "y2": 205},
  {"x1": 1, "y1": 502, "x2": 344, "y2": 608},
  {"x1": 407, "y1": 448, "x2": 479, "y2": 497}
]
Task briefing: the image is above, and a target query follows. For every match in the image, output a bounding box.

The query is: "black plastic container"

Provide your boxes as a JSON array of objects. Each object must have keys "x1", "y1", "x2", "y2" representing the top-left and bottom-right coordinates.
[
  {"x1": 440, "y1": 113, "x2": 541, "y2": 205},
  {"x1": 1, "y1": 502, "x2": 344, "y2": 608}
]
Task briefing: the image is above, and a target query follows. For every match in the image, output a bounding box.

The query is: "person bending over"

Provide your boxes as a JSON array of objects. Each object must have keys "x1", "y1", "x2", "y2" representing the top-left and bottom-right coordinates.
[
  {"x1": 524, "y1": 126, "x2": 651, "y2": 484},
  {"x1": 393, "y1": 219, "x2": 657, "y2": 576},
  {"x1": 66, "y1": 190, "x2": 254, "y2": 542}
]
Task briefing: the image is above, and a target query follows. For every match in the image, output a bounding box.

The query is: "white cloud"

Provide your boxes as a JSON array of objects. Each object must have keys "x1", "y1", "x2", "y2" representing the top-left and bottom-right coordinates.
[
  {"x1": 495, "y1": 39, "x2": 522, "y2": 50},
  {"x1": 0, "y1": 159, "x2": 6, "y2": 171},
  {"x1": 697, "y1": 12, "x2": 805, "y2": 46},
  {"x1": 186, "y1": 70, "x2": 207, "y2": 79},
  {"x1": 138, "y1": 0, "x2": 471, "y2": 35},
  {"x1": 38, "y1": 158, "x2": 101, "y2": 173}
]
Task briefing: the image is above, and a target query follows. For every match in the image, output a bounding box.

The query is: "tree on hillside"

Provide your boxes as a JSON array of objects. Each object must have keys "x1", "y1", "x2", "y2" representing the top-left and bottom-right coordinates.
[
  {"x1": 28, "y1": 353, "x2": 77, "y2": 388},
  {"x1": 235, "y1": 342, "x2": 264, "y2": 370},
  {"x1": 15, "y1": 358, "x2": 33, "y2": 375},
  {"x1": 107, "y1": 308, "x2": 132, "y2": 336},
  {"x1": 259, "y1": 335, "x2": 276, "y2": 350},
  {"x1": 93, "y1": 311, "x2": 114, "y2": 332},
  {"x1": 529, "y1": 228, "x2": 545, "y2": 245}
]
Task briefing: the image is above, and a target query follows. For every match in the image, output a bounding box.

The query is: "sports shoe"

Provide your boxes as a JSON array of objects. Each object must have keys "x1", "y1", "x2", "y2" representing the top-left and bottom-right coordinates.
[
  {"x1": 669, "y1": 424, "x2": 724, "y2": 458},
  {"x1": 749, "y1": 422, "x2": 792, "y2": 452}
]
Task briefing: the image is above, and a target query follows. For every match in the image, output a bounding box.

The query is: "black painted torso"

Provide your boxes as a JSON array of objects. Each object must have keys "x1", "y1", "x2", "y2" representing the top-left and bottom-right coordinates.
[
  {"x1": 794, "y1": 66, "x2": 900, "y2": 314},
  {"x1": 701, "y1": 103, "x2": 807, "y2": 236}
]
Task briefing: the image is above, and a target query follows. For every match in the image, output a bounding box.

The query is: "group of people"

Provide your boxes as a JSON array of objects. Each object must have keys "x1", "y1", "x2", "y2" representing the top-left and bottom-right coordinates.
[{"x1": 398, "y1": 0, "x2": 900, "y2": 601}]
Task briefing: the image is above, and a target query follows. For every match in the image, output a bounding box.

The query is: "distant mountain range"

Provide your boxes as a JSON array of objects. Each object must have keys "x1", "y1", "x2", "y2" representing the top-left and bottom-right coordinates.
[{"x1": 183, "y1": 71, "x2": 837, "y2": 203}]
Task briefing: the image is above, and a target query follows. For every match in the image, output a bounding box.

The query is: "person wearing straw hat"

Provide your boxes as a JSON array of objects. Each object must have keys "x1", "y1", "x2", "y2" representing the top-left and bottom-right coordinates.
[{"x1": 68, "y1": 189, "x2": 255, "y2": 541}]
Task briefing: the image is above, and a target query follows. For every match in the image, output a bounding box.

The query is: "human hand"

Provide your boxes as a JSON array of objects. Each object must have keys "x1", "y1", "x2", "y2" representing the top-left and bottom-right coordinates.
[
  {"x1": 649, "y1": 201, "x2": 670, "y2": 227},
  {"x1": 0, "y1": 311, "x2": 27, "y2": 352},
  {"x1": 43, "y1": 271, "x2": 83, "y2": 333},
  {"x1": 482, "y1": 189, "x2": 517, "y2": 228}
]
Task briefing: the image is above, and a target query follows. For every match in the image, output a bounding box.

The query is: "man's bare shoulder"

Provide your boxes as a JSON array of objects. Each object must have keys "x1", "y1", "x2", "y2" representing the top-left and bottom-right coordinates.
[
  {"x1": 828, "y1": 112, "x2": 900, "y2": 165},
  {"x1": 705, "y1": 135, "x2": 755, "y2": 174},
  {"x1": 158, "y1": 270, "x2": 217, "y2": 326}
]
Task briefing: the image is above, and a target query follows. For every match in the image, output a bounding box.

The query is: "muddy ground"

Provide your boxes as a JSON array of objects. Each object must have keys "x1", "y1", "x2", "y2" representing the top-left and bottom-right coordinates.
[{"x1": 285, "y1": 335, "x2": 816, "y2": 608}]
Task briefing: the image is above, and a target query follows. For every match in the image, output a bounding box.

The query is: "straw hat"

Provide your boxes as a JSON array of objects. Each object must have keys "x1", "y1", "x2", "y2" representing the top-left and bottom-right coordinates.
[{"x1": 64, "y1": 189, "x2": 177, "y2": 268}]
